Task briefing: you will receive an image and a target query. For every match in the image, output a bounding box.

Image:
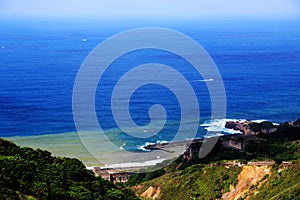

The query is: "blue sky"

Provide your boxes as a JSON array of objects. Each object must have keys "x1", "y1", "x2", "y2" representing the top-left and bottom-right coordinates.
[{"x1": 1, "y1": 0, "x2": 299, "y2": 20}]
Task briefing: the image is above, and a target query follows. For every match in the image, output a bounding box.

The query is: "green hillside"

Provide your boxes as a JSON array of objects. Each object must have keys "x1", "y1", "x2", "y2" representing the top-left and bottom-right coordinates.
[
  {"x1": 131, "y1": 123, "x2": 300, "y2": 200},
  {"x1": 1, "y1": 121, "x2": 299, "y2": 200},
  {"x1": 133, "y1": 164, "x2": 242, "y2": 199},
  {"x1": 0, "y1": 138, "x2": 138, "y2": 200},
  {"x1": 133, "y1": 161, "x2": 299, "y2": 200},
  {"x1": 249, "y1": 161, "x2": 300, "y2": 200}
]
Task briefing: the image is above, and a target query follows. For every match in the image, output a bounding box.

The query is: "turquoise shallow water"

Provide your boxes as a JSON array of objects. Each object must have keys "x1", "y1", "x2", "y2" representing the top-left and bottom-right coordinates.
[{"x1": 8, "y1": 131, "x2": 186, "y2": 167}]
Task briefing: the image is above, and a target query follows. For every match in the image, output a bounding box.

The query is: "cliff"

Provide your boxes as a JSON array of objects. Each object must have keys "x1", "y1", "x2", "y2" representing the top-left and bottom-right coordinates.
[
  {"x1": 133, "y1": 161, "x2": 299, "y2": 200},
  {"x1": 131, "y1": 119, "x2": 300, "y2": 199},
  {"x1": 222, "y1": 165, "x2": 272, "y2": 200}
]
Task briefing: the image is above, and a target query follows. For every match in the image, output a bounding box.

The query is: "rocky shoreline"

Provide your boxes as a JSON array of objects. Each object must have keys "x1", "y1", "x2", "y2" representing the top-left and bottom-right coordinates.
[
  {"x1": 224, "y1": 120, "x2": 278, "y2": 135},
  {"x1": 143, "y1": 119, "x2": 281, "y2": 151},
  {"x1": 143, "y1": 119, "x2": 300, "y2": 161},
  {"x1": 91, "y1": 119, "x2": 300, "y2": 182}
]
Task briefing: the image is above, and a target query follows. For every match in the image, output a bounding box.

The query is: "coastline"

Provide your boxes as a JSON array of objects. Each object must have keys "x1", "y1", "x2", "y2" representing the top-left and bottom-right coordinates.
[
  {"x1": 4, "y1": 118, "x2": 291, "y2": 171},
  {"x1": 5, "y1": 131, "x2": 187, "y2": 169}
]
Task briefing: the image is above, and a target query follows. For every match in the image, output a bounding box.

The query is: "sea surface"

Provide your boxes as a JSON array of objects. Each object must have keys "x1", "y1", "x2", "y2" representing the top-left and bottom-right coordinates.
[{"x1": 1, "y1": 19, "x2": 300, "y2": 166}]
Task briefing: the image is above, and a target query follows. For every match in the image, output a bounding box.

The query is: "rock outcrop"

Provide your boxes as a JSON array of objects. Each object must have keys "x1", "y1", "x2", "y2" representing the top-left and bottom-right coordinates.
[
  {"x1": 225, "y1": 120, "x2": 278, "y2": 135},
  {"x1": 225, "y1": 121, "x2": 252, "y2": 134}
]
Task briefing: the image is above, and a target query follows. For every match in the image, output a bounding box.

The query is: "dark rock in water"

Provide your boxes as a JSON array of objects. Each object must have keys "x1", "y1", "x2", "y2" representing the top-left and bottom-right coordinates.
[
  {"x1": 225, "y1": 121, "x2": 250, "y2": 134},
  {"x1": 144, "y1": 143, "x2": 169, "y2": 150},
  {"x1": 144, "y1": 144, "x2": 161, "y2": 150},
  {"x1": 225, "y1": 122, "x2": 240, "y2": 129},
  {"x1": 225, "y1": 120, "x2": 279, "y2": 135}
]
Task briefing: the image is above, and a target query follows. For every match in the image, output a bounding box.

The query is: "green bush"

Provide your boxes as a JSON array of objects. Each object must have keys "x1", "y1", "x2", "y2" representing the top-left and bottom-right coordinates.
[{"x1": 0, "y1": 138, "x2": 139, "y2": 200}]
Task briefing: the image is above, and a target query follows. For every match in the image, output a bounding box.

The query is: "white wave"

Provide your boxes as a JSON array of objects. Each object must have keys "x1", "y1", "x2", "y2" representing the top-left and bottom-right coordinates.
[
  {"x1": 200, "y1": 118, "x2": 246, "y2": 134},
  {"x1": 203, "y1": 133, "x2": 224, "y2": 138},
  {"x1": 119, "y1": 142, "x2": 126, "y2": 150},
  {"x1": 200, "y1": 118, "x2": 243, "y2": 128},
  {"x1": 251, "y1": 119, "x2": 268, "y2": 123},
  {"x1": 101, "y1": 158, "x2": 166, "y2": 169},
  {"x1": 156, "y1": 140, "x2": 169, "y2": 144},
  {"x1": 251, "y1": 119, "x2": 279, "y2": 126},
  {"x1": 184, "y1": 137, "x2": 196, "y2": 141},
  {"x1": 137, "y1": 142, "x2": 154, "y2": 151},
  {"x1": 137, "y1": 140, "x2": 169, "y2": 151},
  {"x1": 221, "y1": 128, "x2": 243, "y2": 134},
  {"x1": 192, "y1": 78, "x2": 214, "y2": 82}
]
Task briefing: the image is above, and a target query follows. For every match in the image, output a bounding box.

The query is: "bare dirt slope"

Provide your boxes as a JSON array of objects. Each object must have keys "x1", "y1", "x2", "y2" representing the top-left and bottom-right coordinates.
[
  {"x1": 222, "y1": 165, "x2": 271, "y2": 200},
  {"x1": 140, "y1": 186, "x2": 161, "y2": 199}
]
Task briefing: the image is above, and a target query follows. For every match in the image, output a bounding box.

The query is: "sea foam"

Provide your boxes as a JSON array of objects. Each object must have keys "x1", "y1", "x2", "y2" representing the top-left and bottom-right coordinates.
[{"x1": 200, "y1": 118, "x2": 245, "y2": 134}]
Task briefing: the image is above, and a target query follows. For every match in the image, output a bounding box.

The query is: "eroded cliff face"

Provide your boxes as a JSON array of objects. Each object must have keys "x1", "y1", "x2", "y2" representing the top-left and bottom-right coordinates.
[
  {"x1": 222, "y1": 165, "x2": 271, "y2": 200},
  {"x1": 135, "y1": 165, "x2": 272, "y2": 200},
  {"x1": 140, "y1": 186, "x2": 161, "y2": 199}
]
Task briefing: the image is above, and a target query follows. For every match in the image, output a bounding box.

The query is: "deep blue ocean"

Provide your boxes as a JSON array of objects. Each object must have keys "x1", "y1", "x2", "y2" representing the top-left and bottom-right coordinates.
[{"x1": 1, "y1": 19, "x2": 300, "y2": 150}]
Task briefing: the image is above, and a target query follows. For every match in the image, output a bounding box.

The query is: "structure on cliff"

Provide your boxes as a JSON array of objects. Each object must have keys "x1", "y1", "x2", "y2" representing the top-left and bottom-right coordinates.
[
  {"x1": 183, "y1": 142, "x2": 201, "y2": 161},
  {"x1": 89, "y1": 167, "x2": 133, "y2": 183},
  {"x1": 222, "y1": 139, "x2": 246, "y2": 152},
  {"x1": 247, "y1": 160, "x2": 275, "y2": 166}
]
